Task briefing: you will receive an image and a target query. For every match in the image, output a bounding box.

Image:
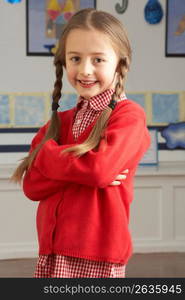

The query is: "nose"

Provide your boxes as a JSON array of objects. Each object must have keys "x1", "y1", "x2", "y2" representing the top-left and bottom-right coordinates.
[{"x1": 79, "y1": 59, "x2": 94, "y2": 77}]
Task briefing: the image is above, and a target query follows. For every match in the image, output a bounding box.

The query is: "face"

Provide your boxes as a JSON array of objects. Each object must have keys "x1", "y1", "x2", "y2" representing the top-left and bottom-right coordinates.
[{"x1": 65, "y1": 29, "x2": 119, "y2": 99}]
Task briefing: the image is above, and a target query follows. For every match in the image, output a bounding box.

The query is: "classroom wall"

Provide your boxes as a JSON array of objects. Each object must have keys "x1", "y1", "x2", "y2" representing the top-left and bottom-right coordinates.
[{"x1": 0, "y1": 0, "x2": 184, "y2": 164}]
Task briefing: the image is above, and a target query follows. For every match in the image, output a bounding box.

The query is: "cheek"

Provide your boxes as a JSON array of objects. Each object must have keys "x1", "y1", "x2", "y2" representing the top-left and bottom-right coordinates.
[
  {"x1": 66, "y1": 65, "x2": 76, "y2": 81},
  {"x1": 99, "y1": 65, "x2": 116, "y2": 80}
]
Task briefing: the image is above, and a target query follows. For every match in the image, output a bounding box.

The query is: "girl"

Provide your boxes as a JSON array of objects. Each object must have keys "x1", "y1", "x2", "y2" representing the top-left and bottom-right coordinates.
[{"x1": 11, "y1": 8, "x2": 150, "y2": 278}]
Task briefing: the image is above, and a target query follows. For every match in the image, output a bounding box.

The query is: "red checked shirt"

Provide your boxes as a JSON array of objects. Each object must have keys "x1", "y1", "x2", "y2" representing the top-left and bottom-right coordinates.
[
  {"x1": 73, "y1": 89, "x2": 126, "y2": 140},
  {"x1": 34, "y1": 89, "x2": 127, "y2": 278}
]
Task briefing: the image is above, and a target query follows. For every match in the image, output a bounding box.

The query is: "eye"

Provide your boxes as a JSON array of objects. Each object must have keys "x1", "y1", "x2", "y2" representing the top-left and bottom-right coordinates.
[
  {"x1": 70, "y1": 56, "x2": 80, "y2": 62},
  {"x1": 94, "y1": 58, "x2": 104, "y2": 63}
]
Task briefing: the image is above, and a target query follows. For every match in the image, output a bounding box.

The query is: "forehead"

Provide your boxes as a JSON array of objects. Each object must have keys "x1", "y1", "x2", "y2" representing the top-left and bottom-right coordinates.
[{"x1": 65, "y1": 29, "x2": 117, "y2": 56}]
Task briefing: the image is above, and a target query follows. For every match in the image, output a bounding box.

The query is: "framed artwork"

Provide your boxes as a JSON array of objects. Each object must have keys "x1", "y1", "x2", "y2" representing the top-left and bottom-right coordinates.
[
  {"x1": 139, "y1": 129, "x2": 158, "y2": 166},
  {"x1": 26, "y1": 0, "x2": 96, "y2": 56},
  {"x1": 0, "y1": 92, "x2": 79, "y2": 128},
  {"x1": 165, "y1": 0, "x2": 185, "y2": 57},
  {"x1": 161, "y1": 122, "x2": 185, "y2": 149},
  {"x1": 151, "y1": 92, "x2": 180, "y2": 125}
]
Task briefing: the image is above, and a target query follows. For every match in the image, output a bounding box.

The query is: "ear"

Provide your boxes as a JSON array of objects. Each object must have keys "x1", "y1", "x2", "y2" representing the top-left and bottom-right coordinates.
[
  {"x1": 116, "y1": 60, "x2": 122, "y2": 73},
  {"x1": 116, "y1": 58, "x2": 129, "y2": 73}
]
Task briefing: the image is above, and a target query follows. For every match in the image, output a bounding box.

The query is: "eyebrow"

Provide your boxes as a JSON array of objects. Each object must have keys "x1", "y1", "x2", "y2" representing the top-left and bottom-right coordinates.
[{"x1": 66, "y1": 51, "x2": 107, "y2": 56}]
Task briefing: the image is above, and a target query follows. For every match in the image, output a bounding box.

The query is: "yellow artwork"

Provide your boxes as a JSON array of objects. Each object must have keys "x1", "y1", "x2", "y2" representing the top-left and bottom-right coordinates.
[
  {"x1": 63, "y1": 0, "x2": 75, "y2": 12},
  {"x1": 47, "y1": 0, "x2": 61, "y2": 11},
  {"x1": 175, "y1": 15, "x2": 185, "y2": 36}
]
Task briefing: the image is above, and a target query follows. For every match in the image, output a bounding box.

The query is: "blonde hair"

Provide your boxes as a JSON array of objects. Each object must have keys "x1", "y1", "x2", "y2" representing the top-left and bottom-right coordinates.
[{"x1": 11, "y1": 8, "x2": 132, "y2": 183}]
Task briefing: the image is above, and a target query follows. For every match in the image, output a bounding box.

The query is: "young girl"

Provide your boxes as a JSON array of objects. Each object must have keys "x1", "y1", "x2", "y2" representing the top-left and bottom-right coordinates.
[{"x1": 11, "y1": 8, "x2": 150, "y2": 278}]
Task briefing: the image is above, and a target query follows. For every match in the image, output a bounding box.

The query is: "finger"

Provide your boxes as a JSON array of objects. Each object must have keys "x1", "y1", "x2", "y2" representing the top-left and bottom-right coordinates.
[
  {"x1": 109, "y1": 181, "x2": 121, "y2": 186},
  {"x1": 121, "y1": 169, "x2": 129, "y2": 173},
  {"x1": 116, "y1": 174, "x2": 127, "y2": 180}
]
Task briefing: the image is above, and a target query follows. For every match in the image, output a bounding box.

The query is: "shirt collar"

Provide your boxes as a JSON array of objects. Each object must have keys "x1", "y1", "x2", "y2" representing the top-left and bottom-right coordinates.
[{"x1": 77, "y1": 89, "x2": 115, "y2": 111}]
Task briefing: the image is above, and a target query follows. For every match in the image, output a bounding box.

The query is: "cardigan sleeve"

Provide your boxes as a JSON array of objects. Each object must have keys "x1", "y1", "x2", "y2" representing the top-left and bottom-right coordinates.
[
  {"x1": 33, "y1": 102, "x2": 151, "y2": 188},
  {"x1": 22, "y1": 122, "x2": 66, "y2": 201}
]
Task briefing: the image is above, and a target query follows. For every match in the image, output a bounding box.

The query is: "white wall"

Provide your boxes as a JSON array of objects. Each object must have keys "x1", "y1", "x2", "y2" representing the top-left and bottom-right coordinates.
[
  {"x1": 1, "y1": 0, "x2": 184, "y2": 93},
  {"x1": 98, "y1": 0, "x2": 185, "y2": 92},
  {"x1": 0, "y1": 0, "x2": 184, "y2": 164}
]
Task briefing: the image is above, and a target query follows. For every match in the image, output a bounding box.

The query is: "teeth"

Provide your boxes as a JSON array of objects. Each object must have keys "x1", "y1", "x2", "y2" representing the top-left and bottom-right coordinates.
[{"x1": 80, "y1": 81, "x2": 96, "y2": 84}]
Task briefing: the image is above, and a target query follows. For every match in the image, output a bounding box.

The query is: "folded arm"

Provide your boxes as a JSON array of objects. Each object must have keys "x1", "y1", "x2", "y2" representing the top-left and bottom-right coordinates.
[
  {"x1": 33, "y1": 104, "x2": 151, "y2": 189},
  {"x1": 23, "y1": 123, "x2": 66, "y2": 201}
]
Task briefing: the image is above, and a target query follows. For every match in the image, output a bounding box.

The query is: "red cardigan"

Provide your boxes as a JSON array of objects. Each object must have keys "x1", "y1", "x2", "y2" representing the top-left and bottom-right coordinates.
[{"x1": 23, "y1": 99, "x2": 151, "y2": 264}]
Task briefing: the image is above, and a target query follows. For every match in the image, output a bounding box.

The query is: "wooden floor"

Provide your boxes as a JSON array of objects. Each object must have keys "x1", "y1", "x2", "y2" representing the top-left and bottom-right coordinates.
[{"x1": 0, "y1": 253, "x2": 185, "y2": 278}]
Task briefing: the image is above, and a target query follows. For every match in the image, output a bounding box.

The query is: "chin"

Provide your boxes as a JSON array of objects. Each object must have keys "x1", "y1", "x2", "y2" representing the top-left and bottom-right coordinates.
[
  {"x1": 78, "y1": 89, "x2": 98, "y2": 98},
  {"x1": 80, "y1": 93, "x2": 94, "y2": 99}
]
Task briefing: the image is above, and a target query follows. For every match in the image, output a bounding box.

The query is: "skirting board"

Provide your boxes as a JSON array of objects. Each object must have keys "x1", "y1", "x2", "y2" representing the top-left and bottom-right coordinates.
[
  {"x1": 0, "y1": 241, "x2": 185, "y2": 260},
  {"x1": 133, "y1": 241, "x2": 185, "y2": 253},
  {"x1": 0, "y1": 242, "x2": 38, "y2": 260}
]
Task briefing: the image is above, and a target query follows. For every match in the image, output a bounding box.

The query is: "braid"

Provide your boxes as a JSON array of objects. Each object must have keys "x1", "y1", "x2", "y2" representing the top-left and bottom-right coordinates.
[
  {"x1": 113, "y1": 58, "x2": 128, "y2": 101},
  {"x1": 52, "y1": 58, "x2": 63, "y2": 104},
  {"x1": 45, "y1": 59, "x2": 63, "y2": 142}
]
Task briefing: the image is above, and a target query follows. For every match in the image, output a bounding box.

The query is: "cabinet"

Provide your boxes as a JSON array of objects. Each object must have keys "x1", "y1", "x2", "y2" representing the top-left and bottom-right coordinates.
[{"x1": 130, "y1": 162, "x2": 185, "y2": 252}]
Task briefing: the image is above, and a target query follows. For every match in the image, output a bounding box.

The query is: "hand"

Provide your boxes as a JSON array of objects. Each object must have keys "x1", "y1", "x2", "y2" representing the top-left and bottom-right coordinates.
[{"x1": 109, "y1": 169, "x2": 129, "y2": 186}]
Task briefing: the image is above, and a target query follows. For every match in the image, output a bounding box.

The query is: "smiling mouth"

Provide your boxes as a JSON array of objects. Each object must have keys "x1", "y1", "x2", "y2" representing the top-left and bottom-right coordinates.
[
  {"x1": 78, "y1": 80, "x2": 98, "y2": 84},
  {"x1": 77, "y1": 80, "x2": 98, "y2": 87}
]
